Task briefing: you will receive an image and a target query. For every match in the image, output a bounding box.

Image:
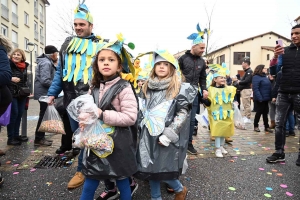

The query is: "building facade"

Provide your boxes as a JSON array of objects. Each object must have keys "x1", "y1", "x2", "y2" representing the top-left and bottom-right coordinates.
[
  {"x1": 295, "y1": 16, "x2": 300, "y2": 24},
  {"x1": 205, "y1": 32, "x2": 291, "y2": 77},
  {"x1": 1, "y1": 0, "x2": 50, "y2": 92}
]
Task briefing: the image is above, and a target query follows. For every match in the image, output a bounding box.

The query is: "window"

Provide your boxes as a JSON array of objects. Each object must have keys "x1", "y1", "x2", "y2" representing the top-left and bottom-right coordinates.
[
  {"x1": 12, "y1": 30, "x2": 18, "y2": 48},
  {"x1": 267, "y1": 54, "x2": 270, "y2": 61},
  {"x1": 40, "y1": 47, "x2": 43, "y2": 55},
  {"x1": 34, "y1": 21, "x2": 38, "y2": 40},
  {"x1": 1, "y1": 24, "x2": 8, "y2": 36},
  {"x1": 39, "y1": 4, "x2": 44, "y2": 23},
  {"x1": 24, "y1": 12, "x2": 29, "y2": 25},
  {"x1": 1, "y1": 0, "x2": 9, "y2": 20},
  {"x1": 34, "y1": 44, "x2": 38, "y2": 59},
  {"x1": 40, "y1": 26, "x2": 44, "y2": 44},
  {"x1": 217, "y1": 54, "x2": 225, "y2": 64},
  {"x1": 24, "y1": 38, "x2": 29, "y2": 50},
  {"x1": 34, "y1": 0, "x2": 38, "y2": 17},
  {"x1": 233, "y1": 52, "x2": 250, "y2": 65},
  {"x1": 12, "y1": 1, "x2": 18, "y2": 26}
]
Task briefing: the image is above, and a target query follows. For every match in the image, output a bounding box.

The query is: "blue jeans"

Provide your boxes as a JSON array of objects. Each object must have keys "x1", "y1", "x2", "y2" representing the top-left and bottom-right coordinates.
[
  {"x1": 189, "y1": 96, "x2": 199, "y2": 144},
  {"x1": 67, "y1": 113, "x2": 83, "y2": 172},
  {"x1": 80, "y1": 177, "x2": 131, "y2": 200},
  {"x1": 7, "y1": 98, "x2": 26, "y2": 140},
  {"x1": 215, "y1": 137, "x2": 225, "y2": 148},
  {"x1": 149, "y1": 179, "x2": 183, "y2": 200},
  {"x1": 285, "y1": 109, "x2": 295, "y2": 131}
]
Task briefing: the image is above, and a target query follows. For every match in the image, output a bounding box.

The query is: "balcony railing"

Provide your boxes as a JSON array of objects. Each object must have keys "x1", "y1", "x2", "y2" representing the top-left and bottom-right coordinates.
[
  {"x1": 34, "y1": 31, "x2": 39, "y2": 41},
  {"x1": 12, "y1": 13, "x2": 18, "y2": 26},
  {"x1": 34, "y1": 7, "x2": 38, "y2": 18},
  {"x1": 12, "y1": 42, "x2": 18, "y2": 49},
  {"x1": 40, "y1": 13, "x2": 44, "y2": 23},
  {"x1": 1, "y1": 4, "x2": 9, "y2": 20},
  {"x1": 40, "y1": 35, "x2": 44, "y2": 44}
]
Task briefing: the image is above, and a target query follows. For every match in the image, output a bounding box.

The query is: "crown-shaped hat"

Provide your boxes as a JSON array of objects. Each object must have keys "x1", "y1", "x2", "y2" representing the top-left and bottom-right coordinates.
[
  {"x1": 97, "y1": 33, "x2": 135, "y2": 75},
  {"x1": 187, "y1": 23, "x2": 210, "y2": 46},
  {"x1": 206, "y1": 63, "x2": 230, "y2": 87},
  {"x1": 74, "y1": 1, "x2": 93, "y2": 24}
]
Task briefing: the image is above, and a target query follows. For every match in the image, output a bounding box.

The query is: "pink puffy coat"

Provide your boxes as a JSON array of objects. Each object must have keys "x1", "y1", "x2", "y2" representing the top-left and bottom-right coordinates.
[{"x1": 90, "y1": 77, "x2": 137, "y2": 127}]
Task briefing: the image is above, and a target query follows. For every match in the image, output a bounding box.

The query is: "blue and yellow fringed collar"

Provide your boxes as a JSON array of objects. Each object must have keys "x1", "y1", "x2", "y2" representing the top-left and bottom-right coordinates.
[{"x1": 62, "y1": 34, "x2": 103, "y2": 85}]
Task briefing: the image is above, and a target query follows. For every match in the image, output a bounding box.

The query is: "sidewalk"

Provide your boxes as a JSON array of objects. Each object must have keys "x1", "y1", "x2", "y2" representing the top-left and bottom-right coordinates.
[{"x1": 0, "y1": 100, "x2": 299, "y2": 199}]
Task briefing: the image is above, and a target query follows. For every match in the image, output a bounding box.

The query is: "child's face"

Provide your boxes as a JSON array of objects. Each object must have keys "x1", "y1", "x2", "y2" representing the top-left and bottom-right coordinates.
[
  {"x1": 137, "y1": 80, "x2": 144, "y2": 87},
  {"x1": 214, "y1": 76, "x2": 226, "y2": 85},
  {"x1": 154, "y1": 61, "x2": 171, "y2": 79},
  {"x1": 97, "y1": 50, "x2": 121, "y2": 80}
]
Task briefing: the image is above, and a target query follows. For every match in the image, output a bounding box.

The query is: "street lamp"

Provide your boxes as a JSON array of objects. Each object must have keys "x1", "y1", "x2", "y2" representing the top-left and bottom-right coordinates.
[
  {"x1": 21, "y1": 42, "x2": 35, "y2": 138},
  {"x1": 27, "y1": 42, "x2": 35, "y2": 93}
]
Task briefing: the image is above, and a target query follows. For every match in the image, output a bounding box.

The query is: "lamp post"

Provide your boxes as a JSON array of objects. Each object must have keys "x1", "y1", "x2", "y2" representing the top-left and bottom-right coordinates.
[{"x1": 21, "y1": 42, "x2": 35, "y2": 137}]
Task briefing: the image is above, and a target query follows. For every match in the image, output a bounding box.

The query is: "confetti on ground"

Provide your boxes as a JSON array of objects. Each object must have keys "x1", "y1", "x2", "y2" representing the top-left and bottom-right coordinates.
[
  {"x1": 241, "y1": 158, "x2": 246, "y2": 161},
  {"x1": 199, "y1": 154, "x2": 204, "y2": 156},
  {"x1": 259, "y1": 168, "x2": 265, "y2": 171},
  {"x1": 232, "y1": 156, "x2": 238, "y2": 159},
  {"x1": 280, "y1": 184, "x2": 287, "y2": 188},
  {"x1": 266, "y1": 187, "x2": 272, "y2": 191},
  {"x1": 271, "y1": 169, "x2": 278, "y2": 173},
  {"x1": 276, "y1": 173, "x2": 283, "y2": 177},
  {"x1": 266, "y1": 172, "x2": 272, "y2": 175},
  {"x1": 286, "y1": 192, "x2": 293, "y2": 197},
  {"x1": 13, "y1": 172, "x2": 19, "y2": 175},
  {"x1": 30, "y1": 168, "x2": 36, "y2": 172},
  {"x1": 23, "y1": 164, "x2": 28, "y2": 167},
  {"x1": 280, "y1": 162, "x2": 286, "y2": 165},
  {"x1": 46, "y1": 182, "x2": 52, "y2": 186},
  {"x1": 6, "y1": 161, "x2": 11, "y2": 164},
  {"x1": 264, "y1": 194, "x2": 272, "y2": 198},
  {"x1": 236, "y1": 152, "x2": 240, "y2": 155},
  {"x1": 258, "y1": 144, "x2": 262, "y2": 146},
  {"x1": 13, "y1": 164, "x2": 19, "y2": 167},
  {"x1": 233, "y1": 148, "x2": 239, "y2": 151},
  {"x1": 229, "y1": 160, "x2": 235, "y2": 162},
  {"x1": 228, "y1": 187, "x2": 236, "y2": 191},
  {"x1": 250, "y1": 151, "x2": 255, "y2": 155}
]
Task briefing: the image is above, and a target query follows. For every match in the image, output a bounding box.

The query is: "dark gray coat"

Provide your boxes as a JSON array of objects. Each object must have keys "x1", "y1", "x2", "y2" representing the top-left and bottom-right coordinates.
[
  {"x1": 34, "y1": 54, "x2": 56, "y2": 100},
  {"x1": 134, "y1": 83, "x2": 197, "y2": 180}
]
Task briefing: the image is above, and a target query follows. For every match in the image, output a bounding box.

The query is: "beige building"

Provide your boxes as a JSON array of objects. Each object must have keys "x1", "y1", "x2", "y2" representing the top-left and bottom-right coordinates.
[
  {"x1": 1, "y1": 0, "x2": 50, "y2": 91},
  {"x1": 205, "y1": 31, "x2": 291, "y2": 77}
]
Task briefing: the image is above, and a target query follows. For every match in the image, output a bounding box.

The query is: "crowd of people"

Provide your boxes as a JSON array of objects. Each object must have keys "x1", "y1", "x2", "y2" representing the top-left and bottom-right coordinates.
[{"x1": 0, "y1": 1, "x2": 300, "y2": 200}]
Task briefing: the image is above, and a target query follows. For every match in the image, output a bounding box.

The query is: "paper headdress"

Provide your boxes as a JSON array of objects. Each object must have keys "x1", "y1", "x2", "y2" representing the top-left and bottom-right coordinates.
[
  {"x1": 206, "y1": 63, "x2": 230, "y2": 87},
  {"x1": 187, "y1": 23, "x2": 210, "y2": 46},
  {"x1": 74, "y1": 1, "x2": 93, "y2": 24},
  {"x1": 137, "y1": 50, "x2": 179, "y2": 70},
  {"x1": 97, "y1": 33, "x2": 135, "y2": 75}
]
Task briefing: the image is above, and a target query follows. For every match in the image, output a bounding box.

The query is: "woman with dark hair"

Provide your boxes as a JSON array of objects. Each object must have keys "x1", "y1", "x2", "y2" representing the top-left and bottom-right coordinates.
[
  {"x1": 7, "y1": 48, "x2": 29, "y2": 145},
  {"x1": 252, "y1": 65, "x2": 273, "y2": 133}
]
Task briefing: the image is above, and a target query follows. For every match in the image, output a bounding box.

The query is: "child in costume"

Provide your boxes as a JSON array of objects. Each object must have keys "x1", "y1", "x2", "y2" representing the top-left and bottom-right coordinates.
[
  {"x1": 77, "y1": 34, "x2": 138, "y2": 200},
  {"x1": 206, "y1": 63, "x2": 236, "y2": 157},
  {"x1": 134, "y1": 50, "x2": 197, "y2": 200}
]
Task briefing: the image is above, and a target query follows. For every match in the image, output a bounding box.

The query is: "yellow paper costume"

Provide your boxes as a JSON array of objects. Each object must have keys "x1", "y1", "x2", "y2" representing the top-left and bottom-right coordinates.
[{"x1": 206, "y1": 63, "x2": 236, "y2": 137}]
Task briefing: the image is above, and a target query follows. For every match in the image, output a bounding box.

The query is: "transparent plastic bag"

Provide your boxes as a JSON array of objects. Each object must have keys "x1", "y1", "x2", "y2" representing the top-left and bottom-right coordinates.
[
  {"x1": 38, "y1": 96, "x2": 65, "y2": 134},
  {"x1": 74, "y1": 121, "x2": 114, "y2": 158},
  {"x1": 182, "y1": 155, "x2": 188, "y2": 174},
  {"x1": 67, "y1": 94, "x2": 99, "y2": 124},
  {"x1": 196, "y1": 108, "x2": 209, "y2": 128},
  {"x1": 233, "y1": 102, "x2": 246, "y2": 130}
]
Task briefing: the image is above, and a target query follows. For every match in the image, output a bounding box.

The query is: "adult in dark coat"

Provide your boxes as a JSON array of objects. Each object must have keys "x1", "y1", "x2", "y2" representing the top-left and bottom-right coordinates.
[
  {"x1": 7, "y1": 49, "x2": 29, "y2": 146},
  {"x1": 33, "y1": 45, "x2": 58, "y2": 146},
  {"x1": 252, "y1": 65, "x2": 273, "y2": 133}
]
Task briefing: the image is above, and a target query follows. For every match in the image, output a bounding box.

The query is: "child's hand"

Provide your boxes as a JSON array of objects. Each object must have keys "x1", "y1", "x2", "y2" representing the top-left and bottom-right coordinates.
[{"x1": 158, "y1": 135, "x2": 171, "y2": 147}]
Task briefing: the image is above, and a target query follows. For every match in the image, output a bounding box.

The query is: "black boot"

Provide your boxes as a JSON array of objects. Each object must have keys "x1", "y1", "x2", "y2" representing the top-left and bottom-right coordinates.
[
  {"x1": 7, "y1": 139, "x2": 21, "y2": 146},
  {"x1": 296, "y1": 154, "x2": 300, "y2": 166}
]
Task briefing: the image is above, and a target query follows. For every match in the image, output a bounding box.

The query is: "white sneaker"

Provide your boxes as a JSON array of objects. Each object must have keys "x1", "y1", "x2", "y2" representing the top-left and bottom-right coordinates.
[
  {"x1": 246, "y1": 118, "x2": 252, "y2": 124},
  {"x1": 220, "y1": 146, "x2": 228, "y2": 154},
  {"x1": 215, "y1": 149, "x2": 223, "y2": 157},
  {"x1": 244, "y1": 118, "x2": 251, "y2": 124}
]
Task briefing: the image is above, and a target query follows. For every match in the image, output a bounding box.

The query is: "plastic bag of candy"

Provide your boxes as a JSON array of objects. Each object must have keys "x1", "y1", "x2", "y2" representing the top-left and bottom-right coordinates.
[
  {"x1": 38, "y1": 96, "x2": 65, "y2": 134},
  {"x1": 74, "y1": 120, "x2": 114, "y2": 158},
  {"x1": 233, "y1": 102, "x2": 246, "y2": 130},
  {"x1": 67, "y1": 94, "x2": 99, "y2": 124}
]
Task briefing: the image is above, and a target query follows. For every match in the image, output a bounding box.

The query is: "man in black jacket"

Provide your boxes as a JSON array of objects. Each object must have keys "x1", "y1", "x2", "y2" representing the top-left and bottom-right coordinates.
[
  {"x1": 233, "y1": 58, "x2": 253, "y2": 124},
  {"x1": 178, "y1": 36, "x2": 208, "y2": 155},
  {"x1": 266, "y1": 24, "x2": 300, "y2": 165}
]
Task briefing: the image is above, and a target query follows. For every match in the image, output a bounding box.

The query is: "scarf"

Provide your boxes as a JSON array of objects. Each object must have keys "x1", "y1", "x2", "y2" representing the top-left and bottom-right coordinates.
[
  {"x1": 148, "y1": 77, "x2": 171, "y2": 90},
  {"x1": 14, "y1": 62, "x2": 26, "y2": 71}
]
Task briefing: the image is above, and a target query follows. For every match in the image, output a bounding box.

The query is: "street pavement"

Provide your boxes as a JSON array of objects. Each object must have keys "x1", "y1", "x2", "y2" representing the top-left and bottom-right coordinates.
[{"x1": 0, "y1": 99, "x2": 299, "y2": 200}]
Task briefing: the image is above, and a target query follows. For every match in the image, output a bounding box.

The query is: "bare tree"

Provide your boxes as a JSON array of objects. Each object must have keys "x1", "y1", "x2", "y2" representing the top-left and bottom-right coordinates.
[{"x1": 204, "y1": 2, "x2": 217, "y2": 56}]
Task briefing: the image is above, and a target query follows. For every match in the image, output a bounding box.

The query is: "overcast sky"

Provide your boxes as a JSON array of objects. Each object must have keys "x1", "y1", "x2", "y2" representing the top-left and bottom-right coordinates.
[{"x1": 46, "y1": 0, "x2": 300, "y2": 57}]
